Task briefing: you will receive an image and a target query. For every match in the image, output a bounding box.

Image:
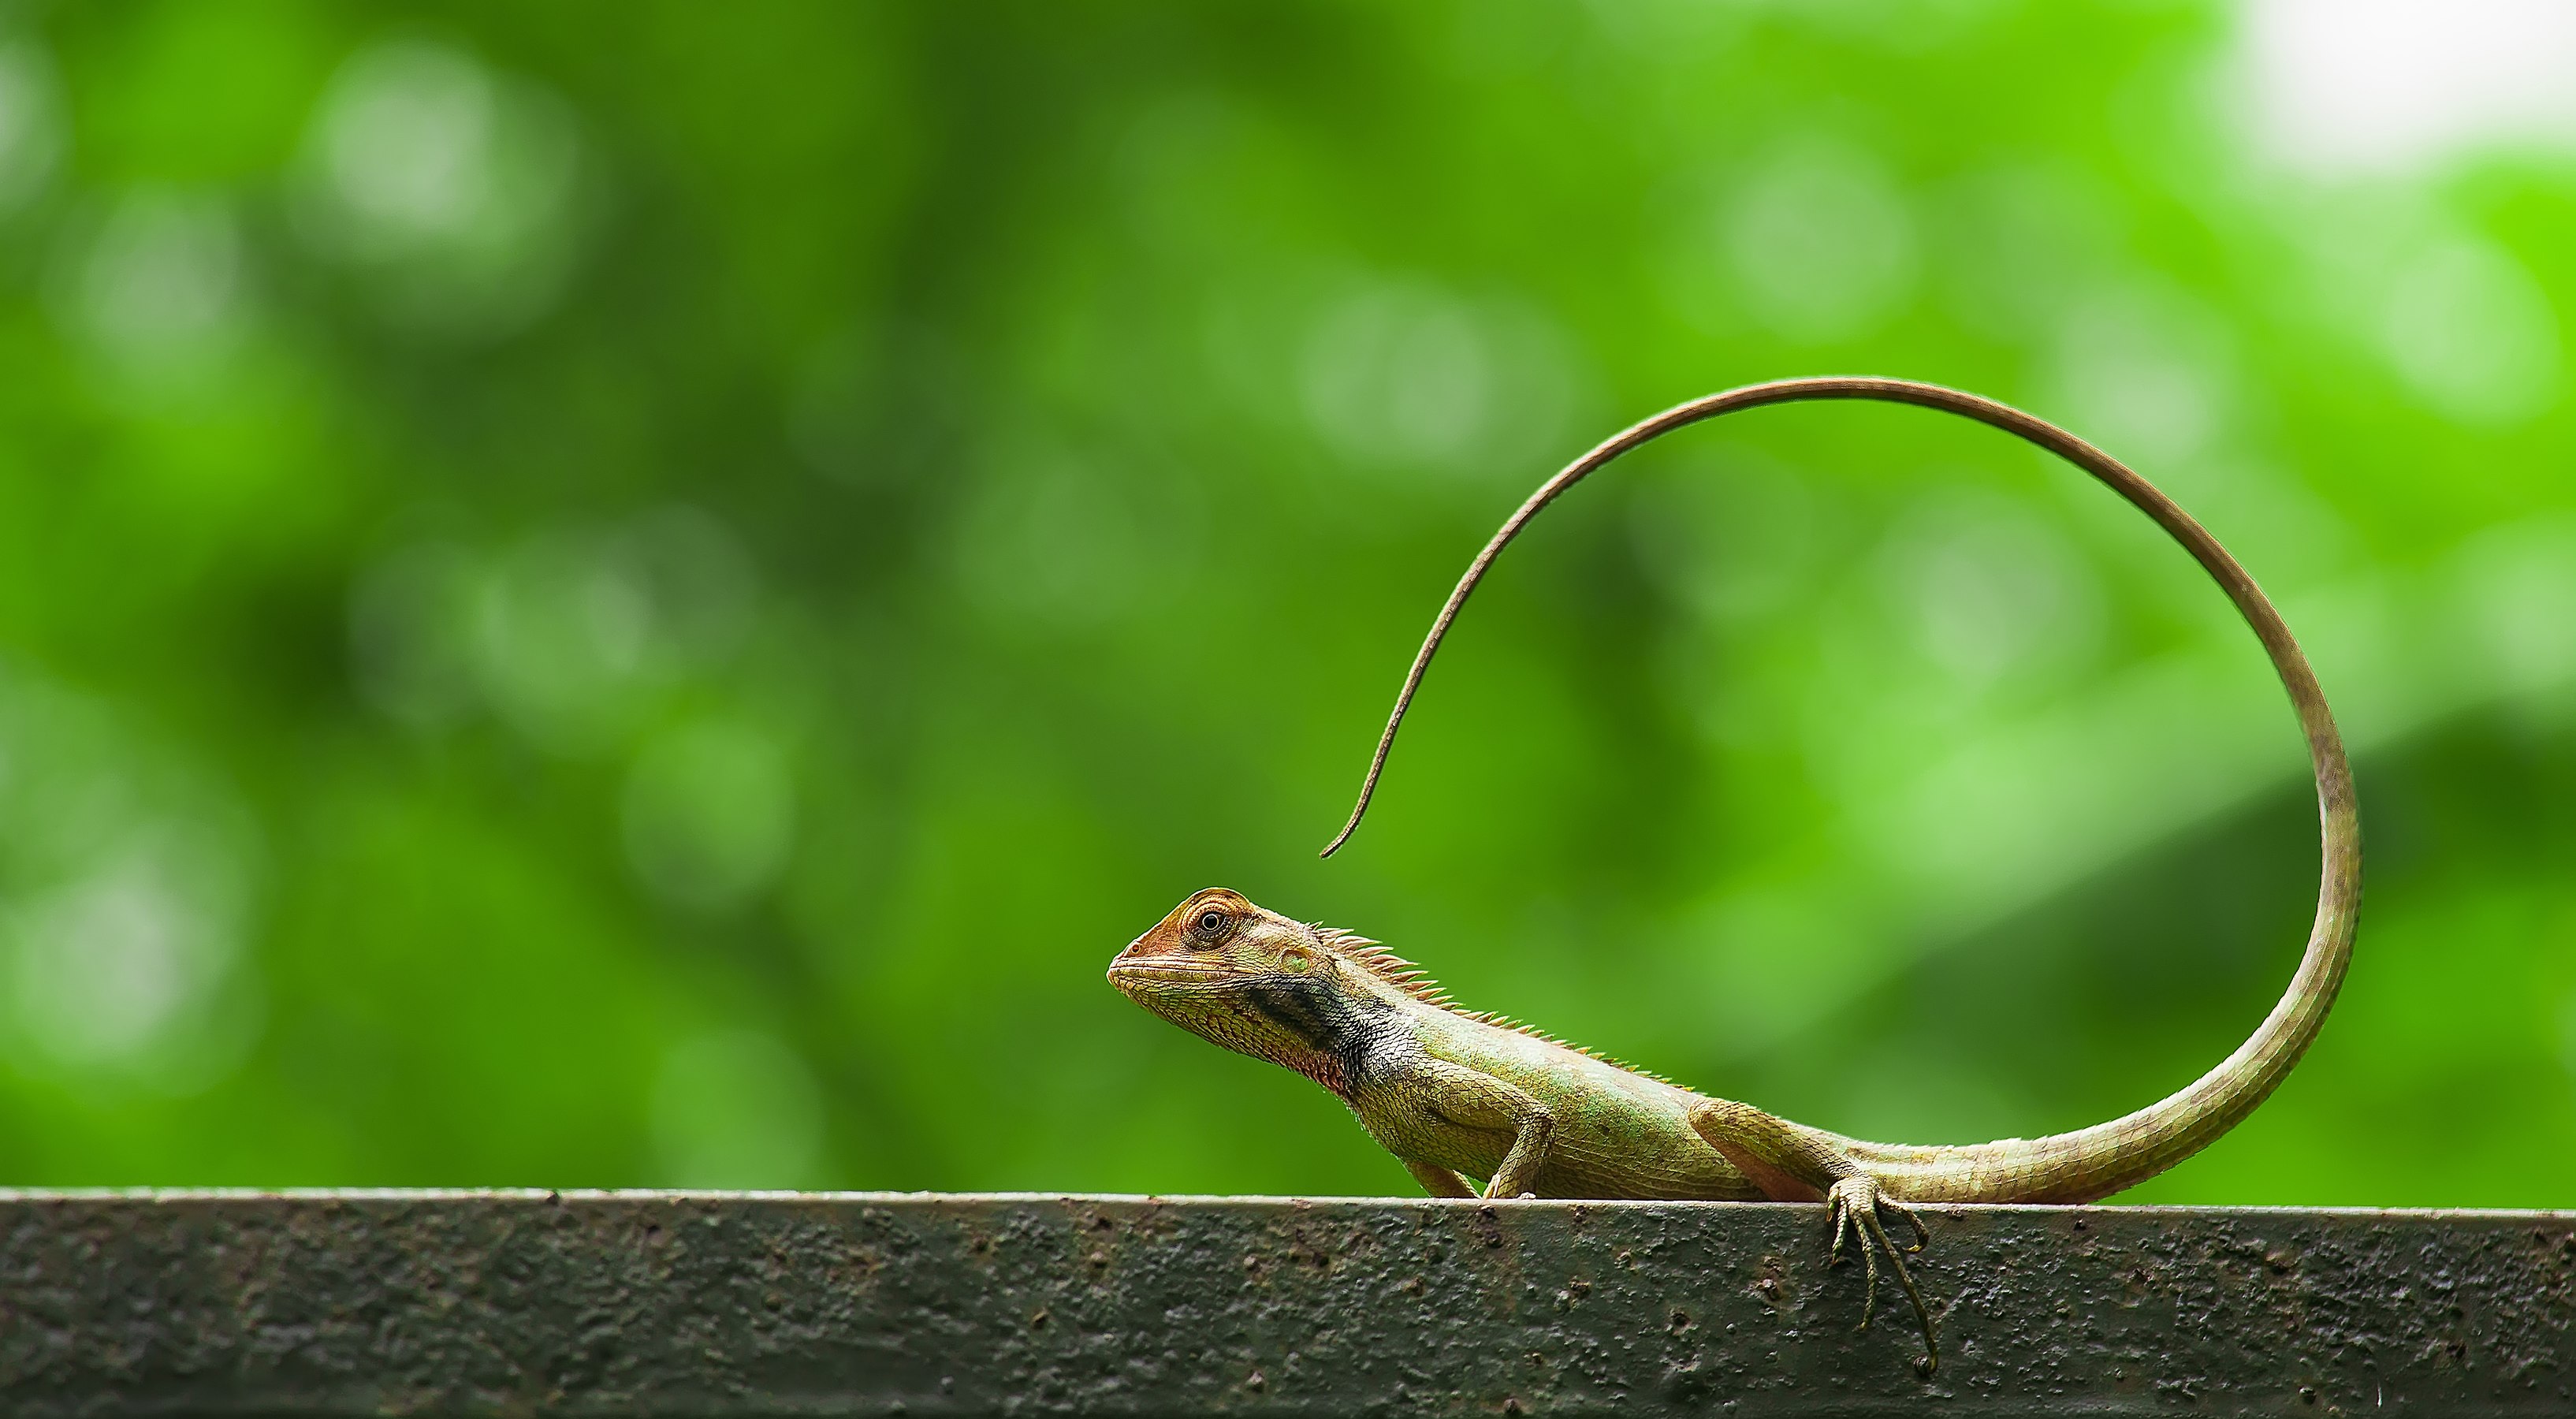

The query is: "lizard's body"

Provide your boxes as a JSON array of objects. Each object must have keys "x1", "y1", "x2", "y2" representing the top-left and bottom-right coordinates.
[
  {"x1": 1109, "y1": 379, "x2": 2361, "y2": 1376},
  {"x1": 1307, "y1": 965, "x2": 1755, "y2": 1201}
]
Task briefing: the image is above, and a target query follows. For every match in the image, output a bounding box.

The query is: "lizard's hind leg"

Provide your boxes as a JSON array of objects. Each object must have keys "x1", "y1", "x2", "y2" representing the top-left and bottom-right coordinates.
[{"x1": 1689, "y1": 1099, "x2": 1939, "y2": 1375}]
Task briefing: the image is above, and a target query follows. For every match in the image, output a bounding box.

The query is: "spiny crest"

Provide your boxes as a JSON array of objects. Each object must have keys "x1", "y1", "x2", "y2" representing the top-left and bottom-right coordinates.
[
  {"x1": 1313, "y1": 926, "x2": 1457, "y2": 1009},
  {"x1": 1308, "y1": 923, "x2": 1671, "y2": 1083}
]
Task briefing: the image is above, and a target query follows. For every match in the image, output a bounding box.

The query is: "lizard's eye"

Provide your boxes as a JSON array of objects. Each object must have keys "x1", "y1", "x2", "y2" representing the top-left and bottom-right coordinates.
[{"x1": 1193, "y1": 909, "x2": 1230, "y2": 940}]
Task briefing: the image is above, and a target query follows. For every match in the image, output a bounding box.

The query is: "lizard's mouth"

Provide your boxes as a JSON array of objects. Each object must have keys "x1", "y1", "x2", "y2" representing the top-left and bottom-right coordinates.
[{"x1": 1107, "y1": 960, "x2": 1230, "y2": 988}]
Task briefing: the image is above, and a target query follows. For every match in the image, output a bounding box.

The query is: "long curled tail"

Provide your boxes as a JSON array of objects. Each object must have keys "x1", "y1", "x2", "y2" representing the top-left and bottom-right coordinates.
[{"x1": 1323, "y1": 376, "x2": 2360, "y2": 1201}]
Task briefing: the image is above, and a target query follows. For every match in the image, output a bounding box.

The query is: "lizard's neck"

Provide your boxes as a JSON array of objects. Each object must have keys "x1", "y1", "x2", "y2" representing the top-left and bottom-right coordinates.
[{"x1": 1237, "y1": 970, "x2": 1398, "y2": 1097}]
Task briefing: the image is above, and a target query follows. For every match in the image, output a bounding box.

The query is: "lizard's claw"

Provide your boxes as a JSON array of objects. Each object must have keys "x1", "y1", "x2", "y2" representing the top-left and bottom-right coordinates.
[
  {"x1": 1894, "y1": 1197, "x2": 1930, "y2": 1255},
  {"x1": 1824, "y1": 1175, "x2": 1938, "y2": 1376},
  {"x1": 1859, "y1": 1186, "x2": 1930, "y2": 1254}
]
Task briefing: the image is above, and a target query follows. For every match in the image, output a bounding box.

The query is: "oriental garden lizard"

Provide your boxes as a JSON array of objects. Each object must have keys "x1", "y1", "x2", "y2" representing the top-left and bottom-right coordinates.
[{"x1": 1108, "y1": 378, "x2": 2361, "y2": 1376}]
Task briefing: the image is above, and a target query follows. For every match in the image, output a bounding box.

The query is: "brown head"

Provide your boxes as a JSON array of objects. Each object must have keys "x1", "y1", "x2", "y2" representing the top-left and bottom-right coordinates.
[{"x1": 1107, "y1": 888, "x2": 1392, "y2": 1089}]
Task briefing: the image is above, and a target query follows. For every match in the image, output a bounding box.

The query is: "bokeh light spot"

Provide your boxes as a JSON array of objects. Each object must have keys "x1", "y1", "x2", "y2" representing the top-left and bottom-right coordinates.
[
  {"x1": 1725, "y1": 141, "x2": 1918, "y2": 344},
  {"x1": 294, "y1": 38, "x2": 583, "y2": 338},
  {"x1": 0, "y1": 41, "x2": 65, "y2": 214},
  {"x1": 1876, "y1": 490, "x2": 2104, "y2": 692},
  {"x1": 1300, "y1": 281, "x2": 1579, "y2": 477},
  {"x1": 621, "y1": 719, "x2": 796, "y2": 914},
  {"x1": 2381, "y1": 238, "x2": 2563, "y2": 428},
  {"x1": 58, "y1": 189, "x2": 248, "y2": 376}
]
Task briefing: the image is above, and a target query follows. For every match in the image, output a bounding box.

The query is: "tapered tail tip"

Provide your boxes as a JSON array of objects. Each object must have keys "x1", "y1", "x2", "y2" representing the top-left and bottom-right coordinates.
[{"x1": 1320, "y1": 794, "x2": 1368, "y2": 858}]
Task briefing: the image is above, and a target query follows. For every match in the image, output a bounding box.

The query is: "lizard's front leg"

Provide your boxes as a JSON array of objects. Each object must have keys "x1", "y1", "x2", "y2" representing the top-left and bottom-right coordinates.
[
  {"x1": 1485, "y1": 1107, "x2": 1556, "y2": 1199},
  {"x1": 1690, "y1": 1098, "x2": 1938, "y2": 1375},
  {"x1": 1398, "y1": 1059, "x2": 1556, "y2": 1200}
]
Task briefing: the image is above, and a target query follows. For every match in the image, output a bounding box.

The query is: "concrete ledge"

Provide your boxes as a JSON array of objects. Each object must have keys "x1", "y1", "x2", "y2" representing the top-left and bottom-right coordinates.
[{"x1": 1, "y1": 1191, "x2": 2570, "y2": 1417}]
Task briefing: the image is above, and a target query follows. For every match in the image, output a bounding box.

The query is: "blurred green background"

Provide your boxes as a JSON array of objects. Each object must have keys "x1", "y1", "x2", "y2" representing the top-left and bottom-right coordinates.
[{"x1": 0, "y1": 0, "x2": 2570, "y2": 1204}]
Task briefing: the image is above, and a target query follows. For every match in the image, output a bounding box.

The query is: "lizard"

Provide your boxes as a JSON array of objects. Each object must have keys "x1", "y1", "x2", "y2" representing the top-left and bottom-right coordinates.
[{"x1": 1107, "y1": 378, "x2": 2361, "y2": 1375}]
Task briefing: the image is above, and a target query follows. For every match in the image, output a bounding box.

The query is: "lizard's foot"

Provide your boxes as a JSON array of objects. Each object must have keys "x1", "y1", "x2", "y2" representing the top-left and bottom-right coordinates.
[{"x1": 1825, "y1": 1175, "x2": 1937, "y2": 1375}]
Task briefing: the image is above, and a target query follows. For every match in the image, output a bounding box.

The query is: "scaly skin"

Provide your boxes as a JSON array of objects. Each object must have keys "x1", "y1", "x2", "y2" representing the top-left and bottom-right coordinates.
[{"x1": 1109, "y1": 380, "x2": 2362, "y2": 1375}]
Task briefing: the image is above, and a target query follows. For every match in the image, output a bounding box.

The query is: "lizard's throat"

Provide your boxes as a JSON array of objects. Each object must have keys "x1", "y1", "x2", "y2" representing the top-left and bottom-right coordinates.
[{"x1": 1156, "y1": 975, "x2": 1383, "y2": 1093}]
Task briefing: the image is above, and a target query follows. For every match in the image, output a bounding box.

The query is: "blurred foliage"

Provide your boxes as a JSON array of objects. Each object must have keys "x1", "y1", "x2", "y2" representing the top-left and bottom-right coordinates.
[{"x1": 0, "y1": 0, "x2": 2570, "y2": 1204}]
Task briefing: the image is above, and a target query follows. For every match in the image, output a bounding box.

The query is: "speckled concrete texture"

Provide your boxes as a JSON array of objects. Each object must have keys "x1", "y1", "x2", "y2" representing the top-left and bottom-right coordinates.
[{"x1": 0, "y1": 1191, "x2": 2569, "y2": 1415}]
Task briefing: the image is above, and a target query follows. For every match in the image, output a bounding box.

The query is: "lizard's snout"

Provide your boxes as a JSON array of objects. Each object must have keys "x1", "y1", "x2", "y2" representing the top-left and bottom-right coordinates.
[
  {"x1": 1106, "y1": 925, "x2": 1168, "y2": 985},
  {"x1": 1107, "y1": 916, "x2": 1226, "y2": 994},
  {"x1": 1108, "y1": 926, "x2": 1163, "y2": 968}
]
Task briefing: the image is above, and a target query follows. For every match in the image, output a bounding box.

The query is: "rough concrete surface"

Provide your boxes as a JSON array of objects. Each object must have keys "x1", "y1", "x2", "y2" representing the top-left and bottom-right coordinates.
[{"x1": 0, "y1": 1191, "x2": 2569, "y2": 1416}]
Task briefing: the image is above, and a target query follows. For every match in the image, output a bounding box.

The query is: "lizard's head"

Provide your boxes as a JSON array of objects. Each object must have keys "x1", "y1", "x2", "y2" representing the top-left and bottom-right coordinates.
[{"x1": 1107, "y1": 887, "x2": 1364, "y2": 1076}]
